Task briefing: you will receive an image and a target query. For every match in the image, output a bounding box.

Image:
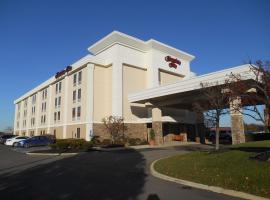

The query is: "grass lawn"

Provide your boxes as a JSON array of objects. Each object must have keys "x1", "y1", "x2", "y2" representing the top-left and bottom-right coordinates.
[{"x1": 154, "y1": 140, "x2": 270, "y2": 198}]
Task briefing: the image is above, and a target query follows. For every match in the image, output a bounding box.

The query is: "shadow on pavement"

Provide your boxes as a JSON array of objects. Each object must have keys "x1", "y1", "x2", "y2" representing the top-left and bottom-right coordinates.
[
  {"x1": 0, "y1": 149, "x2": 147, "y2": 200},
  {"x1": 230, "y1": 147, "x2": 270, "y2": 153}
]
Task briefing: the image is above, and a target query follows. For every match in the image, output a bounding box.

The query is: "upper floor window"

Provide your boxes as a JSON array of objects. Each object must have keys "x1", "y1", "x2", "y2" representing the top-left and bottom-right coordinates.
[
  {"x1": 24, "y1": 100, "x2": 28, "y2": 108},
  {"x1": 55, "y1": 98, "x2": 57, "y2": 108},
  {"x1": 78, "y1": 89, "x2": 81, "y2": 102},
  {"x1": 78, "y1": 71, "x2": 82, "y2": 84},
  {"x1": 42, "y1": 89, "x2": 47, "y2": 100},
  {"x1": 59, "y1": 82, "x2": 62, "y2": 93},
  {"x1": 73, "y1": 73, "x2": 77, "y2": 86},
  {"x1": 58, "y1": 96, "x2": 61, "y2": 107},
  {"x1": 54, "y1": 112, "x2": 57, "y2": 122},
  {"x1": 58, "y1": 111, "x2": 61, "y2": 121},
  {"x1": 55, "y1": 82, "x2": 62, "y2": 94},
  {"x1": 77, "y1": 106, "x2": 81, "y2": 119},
  {"x1": 73, "y1": 90, "x2": 76, "y2": 103},
  {"x1": 32, "y1": 95, "x2": 36, "y2": 104},
  {"x1": 72, "y1": 107, "x2": 76, "y2": 120}
]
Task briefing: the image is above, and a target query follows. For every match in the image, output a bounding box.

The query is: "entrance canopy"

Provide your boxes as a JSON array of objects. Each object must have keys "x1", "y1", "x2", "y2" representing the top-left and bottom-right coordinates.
[{"x1": 128, "y1": 64, "x2": 256, "y2": 109}]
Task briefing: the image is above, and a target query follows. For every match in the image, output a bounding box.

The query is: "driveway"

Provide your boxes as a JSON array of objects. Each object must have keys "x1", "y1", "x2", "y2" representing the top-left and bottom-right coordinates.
[{"x1": 0, "y1": 144, "x2": 241, "y2": 200}]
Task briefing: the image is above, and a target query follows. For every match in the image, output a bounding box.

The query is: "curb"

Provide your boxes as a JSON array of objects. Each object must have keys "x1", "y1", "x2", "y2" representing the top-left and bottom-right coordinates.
[
  {"x1": 26, "y1": 152, "x2": 79, "y2": 156},
  {"x1": 150, "y1": 158, "x2": 270, "y2": 200}
]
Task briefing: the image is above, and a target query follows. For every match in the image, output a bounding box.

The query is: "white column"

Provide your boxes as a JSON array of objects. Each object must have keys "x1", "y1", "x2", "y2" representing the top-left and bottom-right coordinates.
[
  {"x1": 46, "y1": 85, "x2": 53, "y2": 133},
  {"x1": 63, "y1": 76, "x2": 69, "y2": 138},
  {"x1": 112, "y1": 60, "x2": 123, "y2": 116},
  {"x1": 85, "y1": 63, "x2": 94, "y2": 141}
]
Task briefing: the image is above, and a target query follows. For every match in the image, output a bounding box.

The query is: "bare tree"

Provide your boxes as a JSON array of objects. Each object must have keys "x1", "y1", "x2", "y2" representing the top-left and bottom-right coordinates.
[
  {"x1": 102, "y1": 116, "x2": 127, "y2": 144},
  {"x1": 228, "y1": 60, "x2": 270, "y2": 132},
  {"x1": 193, "y1": 81, "x2": 230, "y2": 150}
]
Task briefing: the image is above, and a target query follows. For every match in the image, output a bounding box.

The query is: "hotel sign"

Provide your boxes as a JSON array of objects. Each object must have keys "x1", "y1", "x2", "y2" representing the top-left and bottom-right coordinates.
[
  {"x1": 55, "y1": 66, "x2": 72, "y2": 79},
  {"x1": 165, "y1": 56, "x2": 181, "y2": 69}
]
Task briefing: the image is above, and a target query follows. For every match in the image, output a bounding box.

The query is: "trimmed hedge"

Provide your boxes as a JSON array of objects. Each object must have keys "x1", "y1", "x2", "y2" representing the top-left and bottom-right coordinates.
[
  {"x1": 245, "y1": 133, "x2": 270, "y2": 142},
  {"x1": 50, "y1": 139, "x2": 93, "y2": 150}
]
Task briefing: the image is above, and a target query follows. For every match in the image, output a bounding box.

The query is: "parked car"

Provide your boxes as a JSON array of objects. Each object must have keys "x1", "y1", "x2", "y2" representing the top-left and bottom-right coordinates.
[
  {"x1": 18, "y1": 136, "x2": 54, "y2": 148},
  {"x1": 5, "y1": 136, "x2": 29, "y2": 146},
  {"x1": 0, "y1": 134, "x2": 17, "y2": 144},
  {"x1": 209, "y1": 130, "x2": 232, "y2": 144}
]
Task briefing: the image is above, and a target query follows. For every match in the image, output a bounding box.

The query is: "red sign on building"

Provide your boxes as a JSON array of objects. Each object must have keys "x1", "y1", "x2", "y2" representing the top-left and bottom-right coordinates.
[
  {"x1": 165, "y1": 56, "x2": 181, "y2": 69},
  {"x1": 55, "y1": 66, "x2": 72, "y2": 79}
]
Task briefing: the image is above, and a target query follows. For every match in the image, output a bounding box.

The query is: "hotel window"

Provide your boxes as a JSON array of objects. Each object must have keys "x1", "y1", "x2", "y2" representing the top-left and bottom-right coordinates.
[
  {"x1": 55, "y1": 98, "x2": 57, "y2": 108},
  {"x1": 72, "y1": 107, "x2": 76, "y2": 120},
  {"x1": 58, "y1": 96, "x2": 61, "y2": 107},
  {"x1": 77, "y1": 106, "x2": 81, "y2": 119},
  {"x1": 45, "y1": 89, "x2": 47, "y2": 99},
  {"x1": 78, "y1": 71, "x2": 82, "y2": 84},
  {"x1": 59, "y1": 82, "x2": 62, "y2": 93},
  {"x1": 55, "y1": 83, "x2": 58, "y2": 94},
  {"x1": 44, "y1": 115, "x2": 46, "y2": 123},
  {"x1": 24, "y1": 100, "x2": 27, "y2": 108},
  {"x1": 76, "y1": 128, "x2": 80, "y2": 138},
  {"x1": 54, "y1": 112, "x2": 57, "y2": 122},
  {"x1": 32, "y1": 95, "x2": 36, "y2": 104},
  {"x1": 73, "y1": 90, "x2": 76, "y2": 102},
  {"x1": 78, "y1": 89, "x2": 81, "y2": 102},
  {"x1": 73, "y1": 73, "x2": 77, "y2": 86},
  {"x1": 44, "y1": 102, "x2": 46, "y2": 111},
  {"x1": 58, "y1": 111, "x2": 60, "y2": 121}
]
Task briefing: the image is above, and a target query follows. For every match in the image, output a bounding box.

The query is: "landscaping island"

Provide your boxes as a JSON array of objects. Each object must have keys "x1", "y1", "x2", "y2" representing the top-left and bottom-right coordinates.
[{"x1": 154, "y1": 140, "x2": 270, "y2": 198}]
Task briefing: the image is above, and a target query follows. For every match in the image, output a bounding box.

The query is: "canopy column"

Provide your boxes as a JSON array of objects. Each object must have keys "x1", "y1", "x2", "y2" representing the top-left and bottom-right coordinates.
[
  {"x1": 152, "y1": 107, "x2": 164, "y2": 145},
  {"x1": 230, "y1": 97, "x2": 245, "y2": 144}
]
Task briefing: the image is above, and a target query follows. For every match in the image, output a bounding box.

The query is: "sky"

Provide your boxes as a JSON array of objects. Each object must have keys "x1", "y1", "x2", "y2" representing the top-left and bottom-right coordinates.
[{"x1": 0, "y1": 0, "x2": 269, "y2": 131}]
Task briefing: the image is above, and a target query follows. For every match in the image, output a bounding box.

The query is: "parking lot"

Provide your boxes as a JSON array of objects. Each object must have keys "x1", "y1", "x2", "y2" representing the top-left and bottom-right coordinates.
[
  {"x1": 0, "y1": 145, "x2": 65, "y2": 175},
  {"x1": 0, "y1": 144, "x2": 240, "y2": 200}
]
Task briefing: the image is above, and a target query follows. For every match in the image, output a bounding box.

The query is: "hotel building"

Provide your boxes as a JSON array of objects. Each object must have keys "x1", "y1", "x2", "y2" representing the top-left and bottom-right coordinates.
[{"x1": 14, "y1": 31, "x2": 253, "y2": 144}]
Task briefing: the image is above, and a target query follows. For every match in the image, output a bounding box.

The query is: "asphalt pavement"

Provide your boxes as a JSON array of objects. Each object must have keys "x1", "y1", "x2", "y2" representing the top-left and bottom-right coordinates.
[{"x1": 0, "y1": 144, "x2": 242, "y2": 200}]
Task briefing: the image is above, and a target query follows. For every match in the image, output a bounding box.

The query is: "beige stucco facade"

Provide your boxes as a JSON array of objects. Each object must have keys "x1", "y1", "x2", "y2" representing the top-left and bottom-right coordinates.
[{"x1": 14, "y1": 31, "x2": 202, "y2": 142}]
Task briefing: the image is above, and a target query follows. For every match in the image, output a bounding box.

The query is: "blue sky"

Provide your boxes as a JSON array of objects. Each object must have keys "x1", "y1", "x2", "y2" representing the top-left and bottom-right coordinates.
[{"x1": 0, "y1": 0, "x2": 269, "y2": 131}]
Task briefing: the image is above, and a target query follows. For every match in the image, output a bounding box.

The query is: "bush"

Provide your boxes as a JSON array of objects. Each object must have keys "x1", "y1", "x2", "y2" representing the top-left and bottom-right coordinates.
[
  {"x1": 128, "y1": 138, "x2": 148, "y2": 146},
  {"x1": 245, "y1": 133, "x2": 270, "y2": 142},
  {"x1": 150, "y1": 129, "x2": 155, "y2": 140},
  {"x1": 50, "y1": 139, "x2": 93, "y2": 150},
  {"x1": 100, "y1": 139, "x2": 112, "y2": 145}
]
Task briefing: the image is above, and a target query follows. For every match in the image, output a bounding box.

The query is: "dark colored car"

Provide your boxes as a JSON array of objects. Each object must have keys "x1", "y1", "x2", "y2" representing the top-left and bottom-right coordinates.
[
  {"x1": 0, "y1": 135, "x2": 17, "y2": 144},
  {"x1": 209, "y1": 130, "x2": 232, "y2": 144},
  {"x1": 18, "y1": 136, "x2": 54, "y2": 148}
]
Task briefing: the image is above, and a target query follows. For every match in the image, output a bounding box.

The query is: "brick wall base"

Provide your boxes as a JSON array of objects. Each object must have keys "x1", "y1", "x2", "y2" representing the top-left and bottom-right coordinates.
[{"x1": 93, "y1": 123, "x2": 147, "y2": 141}]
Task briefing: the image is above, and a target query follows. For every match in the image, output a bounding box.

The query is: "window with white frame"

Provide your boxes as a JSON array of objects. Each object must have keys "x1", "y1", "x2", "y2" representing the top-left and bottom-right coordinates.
[
  {"x1": 55, "y1": 98, "x2": 57, "y2": 108},
  {"x1": 54, "y1": 112, "x2": 57, "y2": 122},
  {"x1": 78, "y1": 71, "x2": 82, "y2": 84},
  {"x1": 58, "y1": 96, "x2": 61, "y2": 107},
  {"x1": 58, "y1": 111, "x2": 60, "y2": 121},
  {"x1": 77, "y1": 106, "x2": 81, "y2": 119},
  {"x1": 73, "y1": 90, "x2": 76, "y2": 103},
  {"x1": 59, "y1": 82, "x2": 62, "y2": 93},
  {"x1": 73, "y1": 73, "x2": 77, "y2": 86},
  {"x1": 72, "y1": 107, "x2": 76, "y2": 120},
  {"x1": 78, "y1": 88, "x2": 81, "y2": 102}
]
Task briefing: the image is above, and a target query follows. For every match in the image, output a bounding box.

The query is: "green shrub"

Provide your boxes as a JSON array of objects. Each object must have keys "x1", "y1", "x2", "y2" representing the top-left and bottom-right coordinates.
[
  {"x1": 101, "y1": 139, "x2": 112, "y2": 145},
  {"x1": 150, "y1": 129, "x2": 155, "y2": 140},
  {"x1": 50, "y1": 139, "x2": 93, "y2": 150}
]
